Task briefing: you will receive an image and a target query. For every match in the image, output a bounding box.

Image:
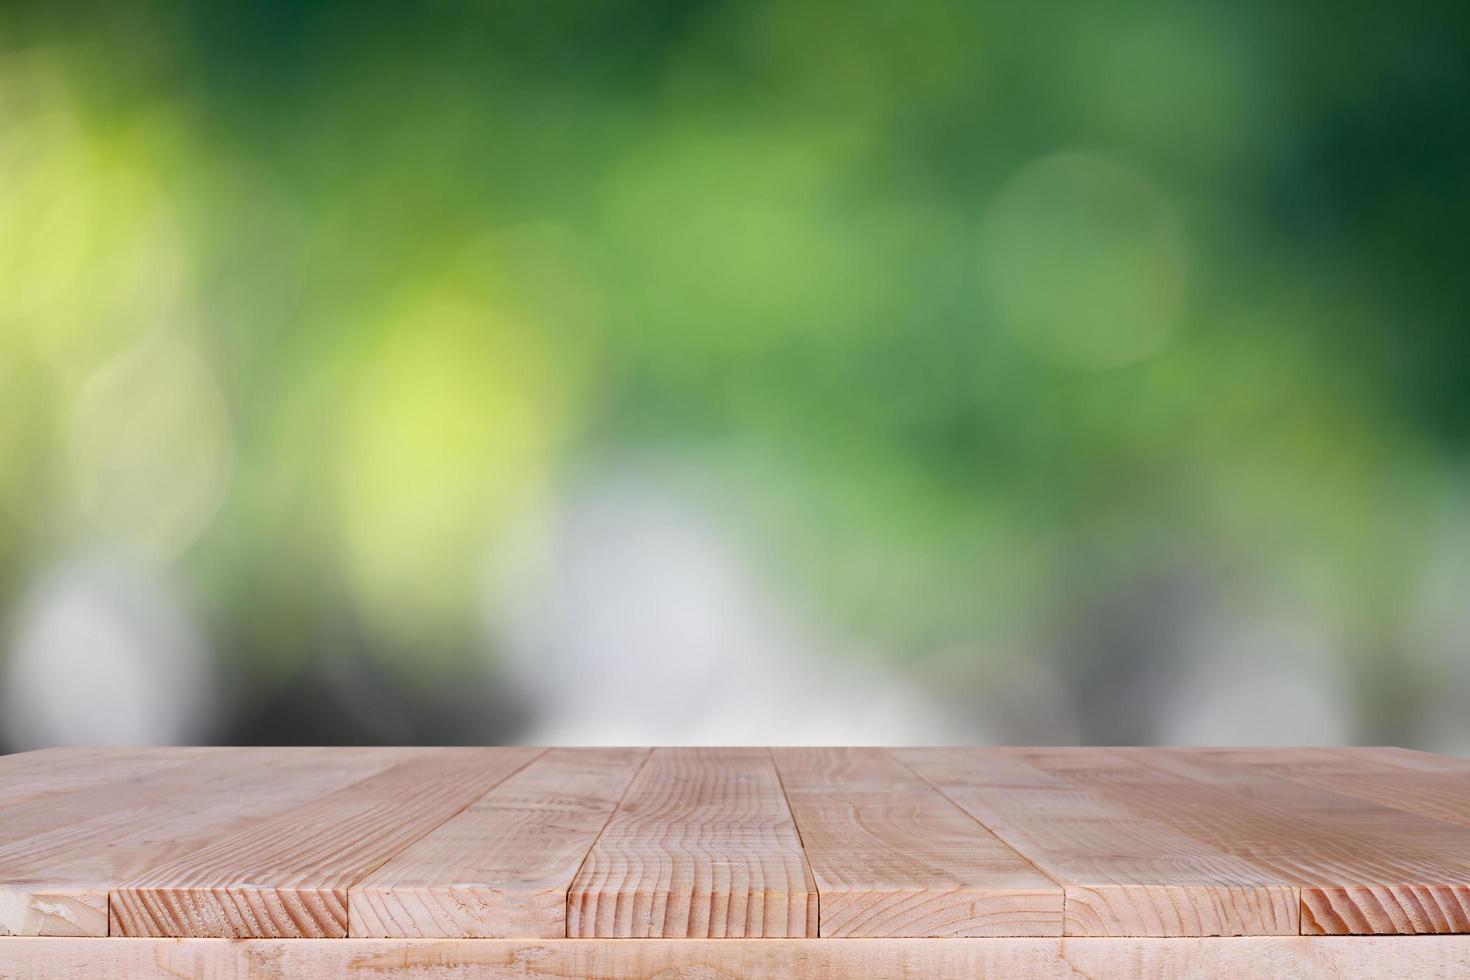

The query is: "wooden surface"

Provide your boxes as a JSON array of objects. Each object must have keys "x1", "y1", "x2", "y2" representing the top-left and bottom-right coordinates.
[
  {"x1": 110, "y1": 748, "x2": 541, "y2": 938},
  {"x1": 6, "y1": 746, "x2": 1470, "y2": 976},
  {"x1": 773, "y1": 747, "x2": 1061, "y2": 937},
  {"x1": 350, "y1": 747, "x2": 646, "y2": 938},
  {"x1": 897, "y1": 748, "x2": 1299, "y2": 936},
  {"x1": 3, "y1": 936, "x2": 1470, "y2": 979},
  {"x1": 567, "y1": 747, "x2": 817, "y2": 938},
  {"x1": 0, "y1": 748, "x2": 401, "y2": 936},
  {"x1": 1014, "y1": 748, "x2": 1470, "y2": 935}
]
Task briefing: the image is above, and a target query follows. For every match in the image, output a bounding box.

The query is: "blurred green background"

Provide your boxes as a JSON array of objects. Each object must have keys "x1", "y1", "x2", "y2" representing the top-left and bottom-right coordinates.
[{"x1": 2, "y1": 1, "x2": 1468, "y2": 751}]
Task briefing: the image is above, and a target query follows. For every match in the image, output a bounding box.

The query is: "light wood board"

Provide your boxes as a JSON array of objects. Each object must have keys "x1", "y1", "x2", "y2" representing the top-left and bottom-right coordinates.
[
  {"x1": 110, "y1": 747, "x2": 541, "y2": 938},
  {"x1": 1191, "y1": 746, "x2": 1470, "y2": 827},
  {"x1": 0, "y1": 747, "x2": 215, "y2": 813},
  {"x1": 3, "y1": 744, "x2": 1470, "y2": 964},
  {"x1": 773, "y1": 747, "x2": 1061, "y2": 936},
  {"x1": 566, "y1": 747, "x2": 818, "y2": 938},
  {"x1": 1016, "y1": 747, "x2": 1470, "y2": 934},
  {"x1": 349, "y1": 747, "x2": 647, "y2": 938},
  {"x1": 897, "y1": 747, "x2": 1298, "y2": 936},
  {"x1": 0, "y1": 748, "x2": 404, "y2": 936},
  {"x1": 2, "y1": 936, "x2": 1470, "y2": 979}
]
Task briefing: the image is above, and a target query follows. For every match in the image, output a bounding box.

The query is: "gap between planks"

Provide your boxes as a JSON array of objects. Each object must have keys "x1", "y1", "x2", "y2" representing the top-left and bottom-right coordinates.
[
  {"x1": 109, "y1": 748, "x2": 547, "y2": 938},
  {"x1": 0, "y1": 747, "x2": 421, "y2": 937},
  {"x1": 768, "y1": 747, "x2": 822, "y2": 938},
  {"x1": 349, "y1": 747, "x2": 649, "y2": 938},
  {"x1": 774, "y1": 747, "x2": 1061, "y2": 937},
  {"x1": 7, "y1": 746, "x2": 1470, "y2": 941},
  {"x1": 1017, "y1": 747, "x2": 1470, "y2": 936},
  {"x1": 565, "y1": 748, "x2": 820, "y2": 938},
  {"x1": 898, "y1": 748, "x2": 1301, "y2": 937},
  {"x1": 561, "y1": 747, "x2": 655, "y2": 936}
]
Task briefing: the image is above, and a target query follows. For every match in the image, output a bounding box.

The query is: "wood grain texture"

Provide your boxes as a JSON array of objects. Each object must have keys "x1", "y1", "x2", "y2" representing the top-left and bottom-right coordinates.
[
  {"x1": 1353, "y1": 746, "x2": 1470, "y2": 774},
  {"x1": 567, "y1": 747, "x2": 817, "y2": 938},
  {"x1": 773, "y1": 747, "x2": 1061, "y2": 937},
  {"x1": 5, "y1": 744, "x2": 1470, "y2": 947},
  {"x1": 1191, "y1": 747, "x2": 1470, "y2": 828},
  {"x1": 1024, "y1": 748, "x2": 1470, "y2": 935},
  {"x1": 0, "y1": 747, "x2": 213, "y2": 813},
  {"x1": 0, "y1": 748, "x2": 400, "y2": 936},
  {"x1": 349, "y1": 748, "x2": 648, "y2": 938},
  {"x1": 0, "y1": 748, "x2": 322, "y2": 854},
  {"x1": 110, "y1": 748, "x2": 542, "y2": 938},
  {"x1": 897, "y1": 748, "x2": 1299, "y2": 937},
  {"x1": 4, "y1": 936, "x2": 1470, "y2": 980}
]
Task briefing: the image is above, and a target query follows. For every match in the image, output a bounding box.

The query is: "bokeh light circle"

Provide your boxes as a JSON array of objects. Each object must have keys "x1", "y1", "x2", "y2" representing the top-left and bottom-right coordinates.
[
  {"x1": 69, "y1": 336, "x2": 234, "y2": 560},
  {"x1": 979, "y1": 152, "x2": 1188, "y2": 370}
]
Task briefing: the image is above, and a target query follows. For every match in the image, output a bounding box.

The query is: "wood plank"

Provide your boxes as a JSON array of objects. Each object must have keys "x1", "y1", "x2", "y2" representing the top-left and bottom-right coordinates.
[
  {"x1": 0, "y1": 747, "x2": 214, "y2": 811},
  {"x1": 1351, "y1": 747, "x2": 1470, "y2": 774},
  {"x1": 1189, "y1": 747, "x2": 1470, "y2": 828},
  {"x1": 349, "y1": 747, "x2": 648, "y2": 938},
  {"x1": 110, "y1": 747, "x2": 542, "y2": 938},
  {"x1": 567, "y1": 747, "x2": 817, "y2": 938},
  {"x1": 0, "y1": 748, "x2": 313, "y2": 854},
  {"x1": 1022, "y1": 747, "x2": 1470, "y2": 935},
  {"x1": 4, "y1": 936, "x2": 1470, "y2": 980},
  {"x1": 896, "y1": 748, "x2": 1298, "y2": 937},
  {"x1": 772, "y1": 747, "x2": 1060, "y2": 937},
  {"x1": 5, "y1": 743, "x2": 1470, "y2": 949},
  {"x1": 0, "y1": 748, "x2": 407, "y2": 936}
]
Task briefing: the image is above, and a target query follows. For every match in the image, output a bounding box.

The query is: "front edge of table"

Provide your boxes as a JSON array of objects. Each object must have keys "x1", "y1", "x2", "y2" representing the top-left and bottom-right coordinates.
[{"x1": 2, "y1": 936, "x2": 1469, "y2": 979}]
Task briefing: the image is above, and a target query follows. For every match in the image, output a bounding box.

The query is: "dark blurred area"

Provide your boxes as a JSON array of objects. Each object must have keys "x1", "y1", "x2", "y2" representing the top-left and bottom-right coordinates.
[{"x1": 2, "y1": 1, "x2": 1469, "y2": 751}]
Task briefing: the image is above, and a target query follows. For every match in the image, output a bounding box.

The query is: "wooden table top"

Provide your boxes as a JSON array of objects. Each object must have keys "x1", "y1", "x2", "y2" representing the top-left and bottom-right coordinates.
[
  {"x1": 2, "y1": 745, "x2": 1470, "y2": 948},
  {"x1": 2, "y1": 743, "x2": 1470, "y2": 940}
]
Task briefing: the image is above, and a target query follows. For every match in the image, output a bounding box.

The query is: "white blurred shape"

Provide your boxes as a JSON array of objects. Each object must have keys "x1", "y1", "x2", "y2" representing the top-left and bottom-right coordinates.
[
  {"x1": 2, "y1": 555, "x2": 215, "y2": 747},
  {"x1": 1157, "y1": 616, "x2": 1349, "y2": 745},
  {"x1": 69, "y1": 336, "x2": 233, "y2": 561},
  {"x1": 1408, "y1": 493, "x2": 1470, "y2": 754},
  {"x1": 489, "y1": 470, "x2": 965, "y2": 745},
  {"x1": 979, "y1": 152, "x2": 1188, "y2": 370}
]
